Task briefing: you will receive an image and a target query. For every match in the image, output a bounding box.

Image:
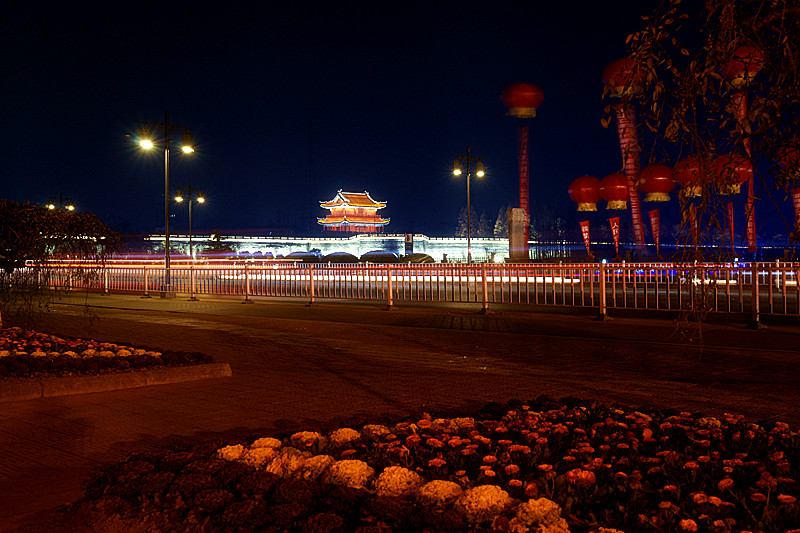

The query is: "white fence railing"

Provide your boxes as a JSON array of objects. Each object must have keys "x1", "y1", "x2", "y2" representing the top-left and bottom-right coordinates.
[{"x1": 35, "y1": 262, "x2": 800, "y2": 319}]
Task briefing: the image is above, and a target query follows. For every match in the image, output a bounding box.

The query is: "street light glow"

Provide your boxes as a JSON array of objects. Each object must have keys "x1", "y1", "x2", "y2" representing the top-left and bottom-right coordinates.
[
  {"x1": 181, "y1": 130, "x2": 194, "y2": 153},
  {"x1": 140, "y1": 139, "x2": 154, "y2": 149},
  {"x1": 476, "y1": 161, "x2": 485, "y2": 177},
  {"x1": 197, "y1": 196, "x2": 205, "y2": 203},
  {"x1": 175, "y1": 195, "x2": 184, "y2": 203},
  {"x1": 66, "y1": 205, "x2": 75, "y2": 211},
  {"x1": 47, "y1": 204, "x2": 55, "y2": 210},
  {"x1": 453, "y1": 159, "x2": 462, "y2": 176}
]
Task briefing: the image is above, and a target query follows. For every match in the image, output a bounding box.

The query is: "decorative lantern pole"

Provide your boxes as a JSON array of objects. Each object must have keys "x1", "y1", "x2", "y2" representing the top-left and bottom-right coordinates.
[
  {"x1": 723, "y1": 45, "x2": 765, "y2": 254},
  {"x1": 501, "y1": 83, "x2": 544, "y2": 260},
  {"x1": 603, "y1": 58, "x2": 647, "y2": 251},
  {"x1": 778, "y1": 140, "x2": 800, "y2": 232}
]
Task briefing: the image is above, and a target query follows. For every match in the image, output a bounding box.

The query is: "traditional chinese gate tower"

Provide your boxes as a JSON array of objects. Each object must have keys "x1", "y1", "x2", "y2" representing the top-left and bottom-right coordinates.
[{"x1": 318, "y1": 190, "x2": 390, "y2": 233}]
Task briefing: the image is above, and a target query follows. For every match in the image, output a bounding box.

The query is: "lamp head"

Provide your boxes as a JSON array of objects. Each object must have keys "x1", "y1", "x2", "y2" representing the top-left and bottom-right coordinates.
[
  {"x1": 181, "y1": 130, "x2": 195, "y2": 153},
  {"x1": 139, "y1": 124, "x2": 154, "y2": 149},
  {"x1": 476, "y1": 161, "x2": 485, "y2": 177},
  {"x1": 453, "y1": 159, "x2": 462, "y2": 176}
]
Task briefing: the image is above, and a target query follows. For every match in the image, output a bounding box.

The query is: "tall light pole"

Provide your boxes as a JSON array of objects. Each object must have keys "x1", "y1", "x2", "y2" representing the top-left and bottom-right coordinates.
[
  {"x1": 453, "y1": 146, "x2": 485, "y2": 263},
  {"x1": 175, "y1": 182, "x2": 205, "y2": 262},
  {"x1": 139, "y1": 112, "x2": 195, "y2": 298}
]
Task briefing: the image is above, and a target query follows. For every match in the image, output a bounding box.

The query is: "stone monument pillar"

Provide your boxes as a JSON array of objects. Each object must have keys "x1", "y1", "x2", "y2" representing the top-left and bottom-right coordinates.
[{"x1": 508, "y1": 207, "x2": 528, "y2": 262}]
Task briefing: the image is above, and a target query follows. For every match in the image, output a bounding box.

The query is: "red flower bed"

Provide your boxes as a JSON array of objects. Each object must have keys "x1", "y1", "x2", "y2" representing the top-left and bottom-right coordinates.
[
  {"x1": 0, "y1": 327, "x2": 214, "y2": 379},
  {"x1": 65, "y1": 398, "x2": 800, "y2": 532}
]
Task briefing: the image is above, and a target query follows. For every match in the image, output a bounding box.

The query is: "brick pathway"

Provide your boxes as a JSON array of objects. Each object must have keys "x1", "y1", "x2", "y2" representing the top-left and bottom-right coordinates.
[{"x1": 1, "y1": 294, "x2": 799, "y2": 530}]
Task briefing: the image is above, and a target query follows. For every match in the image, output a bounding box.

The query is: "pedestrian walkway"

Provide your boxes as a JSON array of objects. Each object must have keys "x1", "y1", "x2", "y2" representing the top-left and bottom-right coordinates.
[{"x1": 1, "y1": 294, "x2": 798, "y2": 531}]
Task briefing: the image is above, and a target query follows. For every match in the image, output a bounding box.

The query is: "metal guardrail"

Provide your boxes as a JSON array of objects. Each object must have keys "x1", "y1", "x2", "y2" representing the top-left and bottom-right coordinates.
[{"x1": 36, "y1": 262, "x2": 800, "y2": 320}]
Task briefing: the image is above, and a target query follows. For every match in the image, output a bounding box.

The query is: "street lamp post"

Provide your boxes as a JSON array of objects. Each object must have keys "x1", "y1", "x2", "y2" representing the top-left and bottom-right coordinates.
[
  {"x1": 175, "y1": 182, "x2": 205, "y2": 262},
  {"x1": 47, "y1": 193, "x2": 75, "y2": 211},
  {"x1": 139, "y1": 112, "x2": 194, "y2": 298},
  {"x1": 176, "y1": 182, "x2": 204, "y2": 301},
  {"x1": 453, "y1": 146, "x2": 485, "y2": 263}
]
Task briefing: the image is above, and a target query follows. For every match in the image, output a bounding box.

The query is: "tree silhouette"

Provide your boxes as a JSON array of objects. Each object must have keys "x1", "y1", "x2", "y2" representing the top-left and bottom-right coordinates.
[{"x1": 608, "y1": 0, "x2": 800, "y2": 259}]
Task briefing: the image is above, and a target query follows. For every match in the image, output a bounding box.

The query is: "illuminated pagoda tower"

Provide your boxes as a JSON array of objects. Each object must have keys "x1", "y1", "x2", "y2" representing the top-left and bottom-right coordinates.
[{"x1": 318, "y1": 190, "x2": 390, "y2": 233}]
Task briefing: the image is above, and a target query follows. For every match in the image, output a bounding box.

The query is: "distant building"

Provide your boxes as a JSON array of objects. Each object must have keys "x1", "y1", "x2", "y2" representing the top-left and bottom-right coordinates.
[{"x1": 318, "y1": 190, "x2": 390, "y2": 233}]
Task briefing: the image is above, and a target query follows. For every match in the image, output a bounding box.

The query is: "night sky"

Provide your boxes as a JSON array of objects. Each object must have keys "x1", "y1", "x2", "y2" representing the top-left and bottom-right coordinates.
[{"x1": 5, "y1": 1, "x2": 684, "y2": 239}]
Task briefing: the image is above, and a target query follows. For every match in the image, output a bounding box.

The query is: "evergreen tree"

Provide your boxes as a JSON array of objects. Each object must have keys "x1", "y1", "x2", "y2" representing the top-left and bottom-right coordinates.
[
  {"x1": 493, "y1": 206, "x2": 508, "y2": 238},
  {"x1": 476, "y1": 211, "x2": 492, "y2": 238},
  {"x1": 455, "y1": 207, "x2": 479, "y2": 238}
]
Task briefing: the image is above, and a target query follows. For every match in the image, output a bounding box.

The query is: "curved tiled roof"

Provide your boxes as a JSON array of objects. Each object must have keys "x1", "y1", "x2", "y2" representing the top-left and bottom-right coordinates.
[{"x1": 320, "y1": 190, "x2": 386, "y2": 209}]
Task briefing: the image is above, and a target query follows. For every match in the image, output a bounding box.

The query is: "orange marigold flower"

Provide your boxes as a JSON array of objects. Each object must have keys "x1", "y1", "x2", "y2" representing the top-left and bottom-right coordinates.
[
  {"x1": 417, "y1": 419, "x2": 432, "y2": 429},
  {"x1": 643, "y1": 428, "x2": 654, "y2": 439},
  {"x1": 692, "y1": 492, "x2": 708, "y2": 504},
  {"x1": 483, "y1": 455, "x2": 498, "y2": 464},
  {"x1": 509, "y1": 479, "x2": 523, "y2": 487},
  {"x1": 447, "y1": 438, "x2": 462, "y2": 448},
  {"x1": 340, "y1": 449, "x2": 357, "y2": 457},
  {"x1": 428, "y1": 457, "x2": 447, "y2": 468},
  {"x1": 461, "y1": 448, "x2": 476, "y2": 456},
  {"x1": 750, "y1": 492, "x2": 767, "y2": 502},
  {"x1": 484, "y1": 469, "x2": 496, "y2": 477},
  {"x1": 508, "y1": 444, "x2": 531, "y2": 454},
  {"x1": 536, "y1": 437, "x2": 548, "y2": 445},
  {"x1": 498, "y1": 439, "x2": 513, "y2": 446},
  {"x1": 658, "y1": 501, "x2": 675, "y2": 510},
  {"x1": 718, "y1": 478, "x2": 734, "y2": 491},
  {"x1": 507, "y1": 410, "x2": 517, "y2": 417},
  {"x1": 537, "y1": 464, "x2": 553, "y2": 472},
  {"x1": 405, "y1": 434, "x2": 421, "y2": 447},
  {"x1": 505, "y1": 464, "x2": 520, "y2": 475},
  {"x1": 778, "y1": 494, "x2": 797, "y2": 504},
  {"x1": 683, "y1": 461, "x2": 700, "y2": 470},
  {"x1": 662, "y1": 485, "x2": 679, "y2": 493},
  {"x1": 455, "y1": 470, "x2": 466, "y2": 476},
  {"x1": 566, "y1": 468, "x2": 596, "y2": 487},
  {"x1": 707, "y1": 496, "x2": 723, "y2": 506},
  {"x1": 617, "y1": 443, "x2": 630, "y2": 450},
  {"x1": 679, "y1": 518, "x2": 698, "y2": 531},
  {"x1": 563, "y1": 455, "x2": 576, "y2": 462},
  {"x1": 524, "y1": 482, "x2": 538, "y2": 498},
  {"x1": 426, "y1": 438, "x2": 445, "y2": 448},
  {"x1": 647, "y1": 466, "x2": 662, "y2": 475}
]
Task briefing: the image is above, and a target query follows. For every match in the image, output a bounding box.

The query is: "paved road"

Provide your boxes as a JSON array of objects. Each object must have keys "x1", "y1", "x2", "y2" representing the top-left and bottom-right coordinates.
[{"x1": 1, "y1": 294, "x2": 799, "y2": 530}]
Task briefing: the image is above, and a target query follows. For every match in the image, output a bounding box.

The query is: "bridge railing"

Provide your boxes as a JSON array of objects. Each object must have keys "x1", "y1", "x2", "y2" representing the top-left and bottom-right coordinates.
[{"x1": 30, "y1": 261, "x2": 800, "y2": 318}]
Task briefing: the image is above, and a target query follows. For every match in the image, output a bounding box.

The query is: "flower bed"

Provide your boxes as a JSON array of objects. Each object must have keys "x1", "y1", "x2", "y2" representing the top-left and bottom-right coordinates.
[
  {"x1": 67, "y1": 397, "x2": 799, "y2": 532},
  {"x1": 0, "y1": 327, "x2": 214, "y2": 379}
]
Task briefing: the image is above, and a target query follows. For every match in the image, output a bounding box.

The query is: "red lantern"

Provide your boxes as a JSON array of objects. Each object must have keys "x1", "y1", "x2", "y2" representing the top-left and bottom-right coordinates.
[
  {"x1": 500, "y1": 83, "x2": 544, "y2": 118},
  {"x1": 501, "y1": 83, "x2": 544, "y2": 118},
  {"x1": 568, "y1": 175, "x2": 601, "y2": 211},
  {"x1": 602, "y1": 58, "x2": 646, "y2": 97},
  {"x1": 674, "y1": 156, "x2": 709, "y2": 198},
  {"x1": 638, "y1": 164, "x2": 675, "y2": 202},
  {"x1": 713, "y1": 154, "x2": 752, "y2": 195},
  {"x1": 599, "y1": 173, "x2": 630, "y2": 210},
  {"x1": 723, "y1": 45, "x2": 766, "y2": 87}
]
